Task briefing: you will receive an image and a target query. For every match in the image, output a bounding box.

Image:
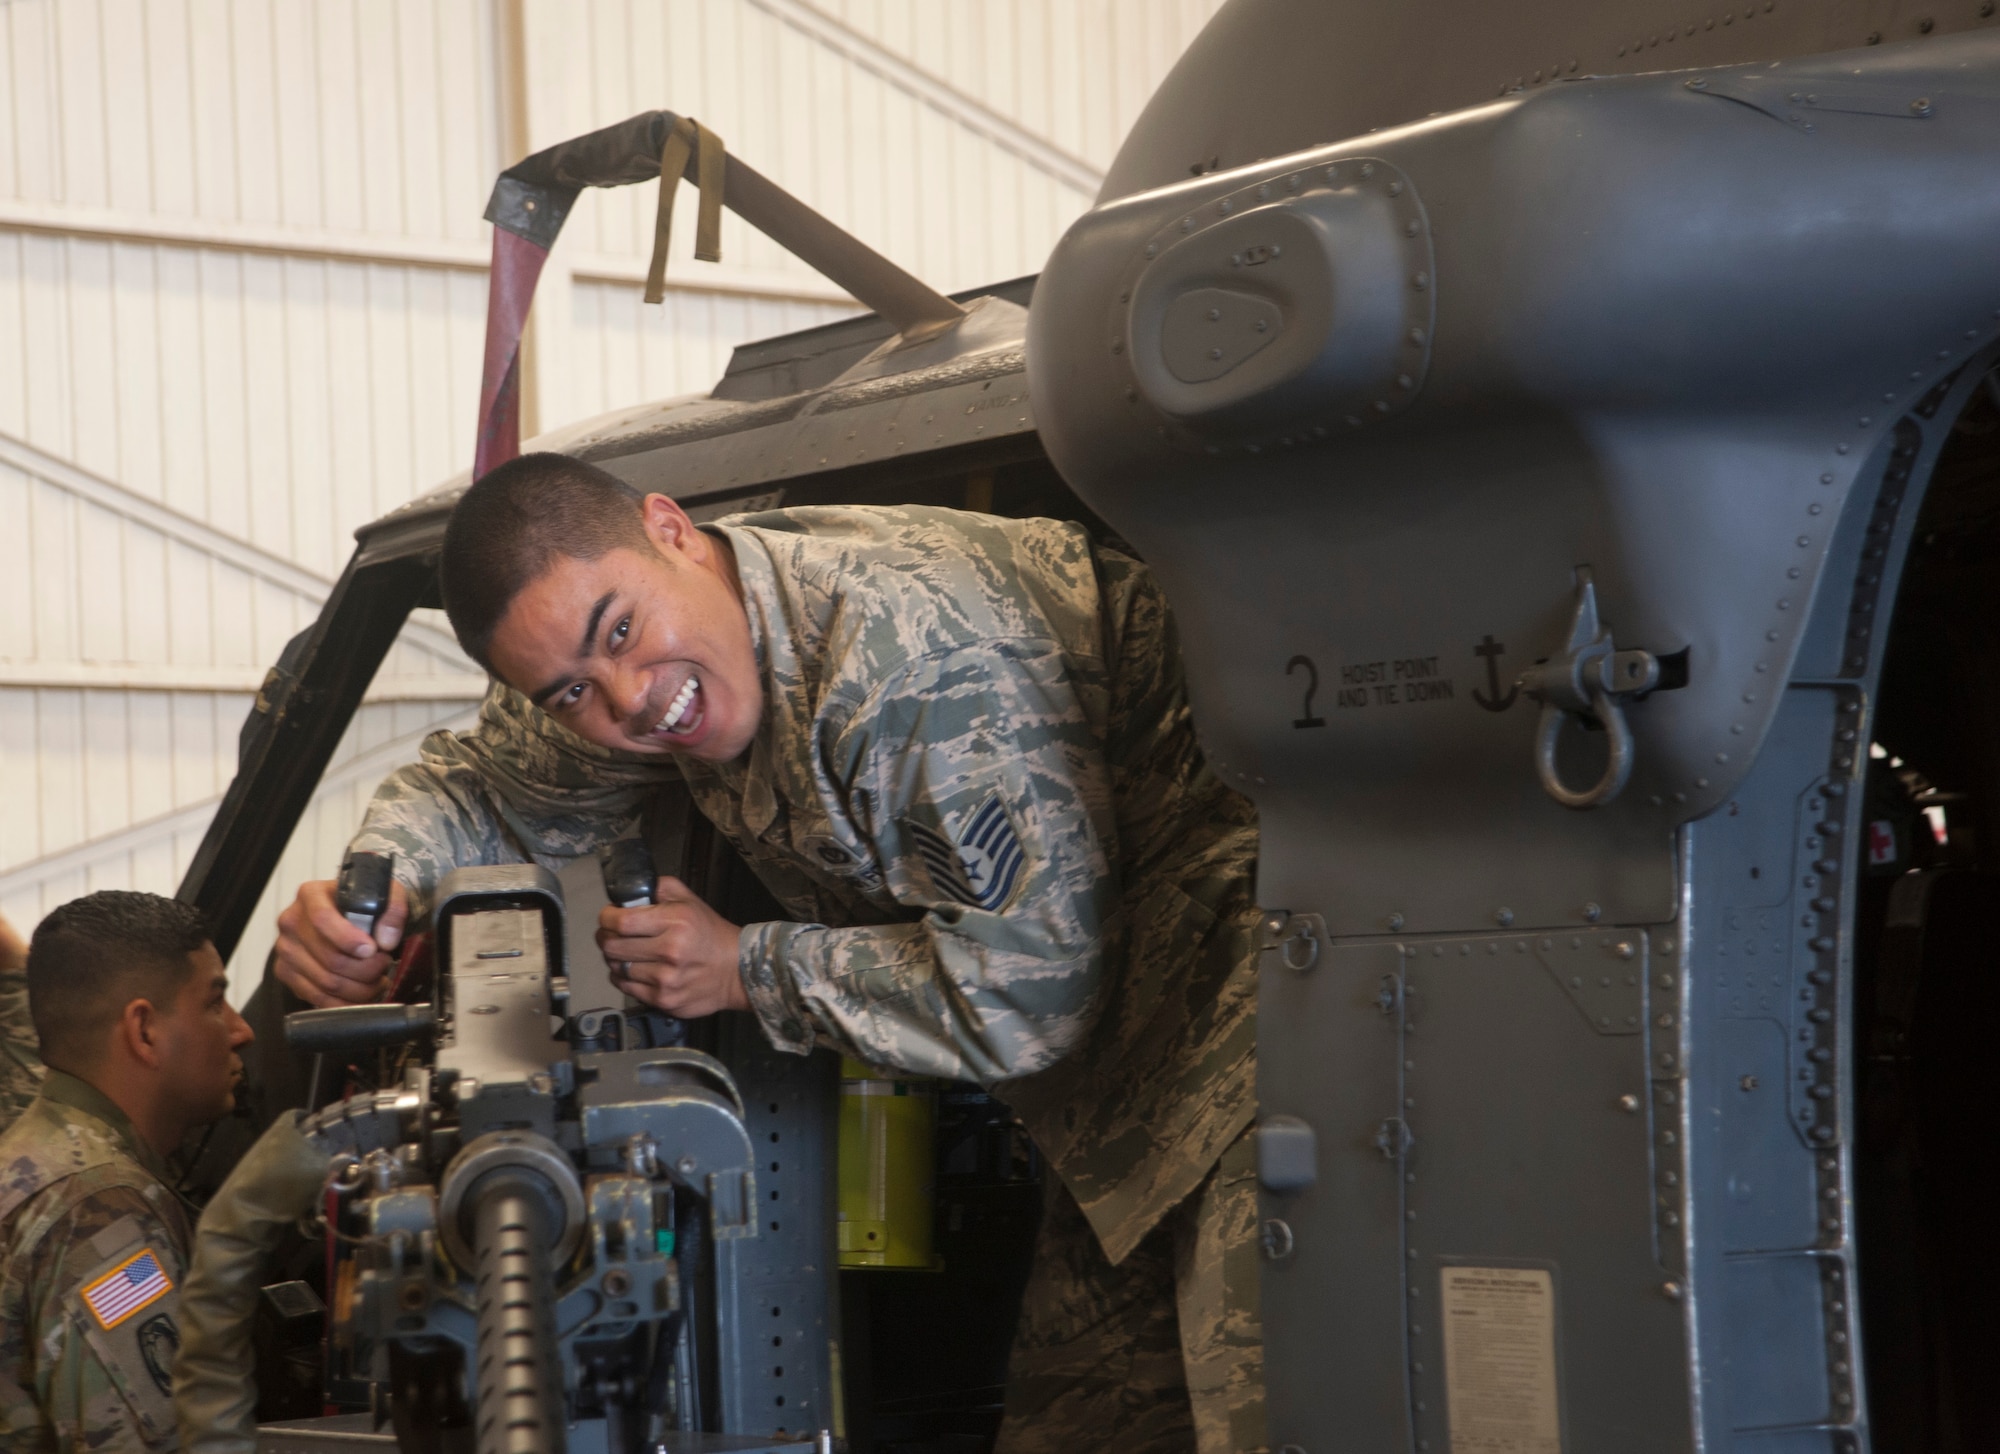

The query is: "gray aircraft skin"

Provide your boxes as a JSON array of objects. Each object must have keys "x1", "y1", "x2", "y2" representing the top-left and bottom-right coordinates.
[
  {"x1": 177, "y1": 2, "x2": 2000, "y2": 1450},
  {"x1": 1035, "y1": 4, "x2": 2000, "y2": 1452}
]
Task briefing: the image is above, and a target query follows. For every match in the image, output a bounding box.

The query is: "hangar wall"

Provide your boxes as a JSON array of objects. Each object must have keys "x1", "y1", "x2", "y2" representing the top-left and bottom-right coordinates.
[
  {"x1": 0, "y1": 0, "x2": 1223, "y2": 998},
  {"x1": 0, "y1": 429, "x2": 481, "y2": 992}
]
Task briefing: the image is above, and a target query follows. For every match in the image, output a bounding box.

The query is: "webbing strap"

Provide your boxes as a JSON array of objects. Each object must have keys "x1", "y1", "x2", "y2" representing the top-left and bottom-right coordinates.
[
  {"x1": 694, "y1": 120, "x2": 724, "y2": 261},
  {"x1": 645, "y1": 116, "x2": 726, "y2": 303},
  {"x1": 472, "y1": 225, "x2": 554, "y2": 478}
]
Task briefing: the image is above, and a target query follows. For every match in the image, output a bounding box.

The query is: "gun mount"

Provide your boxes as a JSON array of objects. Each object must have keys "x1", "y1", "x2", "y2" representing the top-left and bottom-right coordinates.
[
  {"x1": 355, "y1": 864, "x2": 761, "y2": 1454},
  {"x1": 180, "y1": 863, "x2": 821, "y2": 1454}
]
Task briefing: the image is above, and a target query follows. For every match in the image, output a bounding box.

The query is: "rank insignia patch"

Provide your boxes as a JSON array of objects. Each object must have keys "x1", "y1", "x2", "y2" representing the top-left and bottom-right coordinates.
[
  {"x1": 81, "y1": 1248, "x2": 172, "y2": 1330},
  {"x1": 908, "y1": 795, "x2": 1026, "y2": 912}
]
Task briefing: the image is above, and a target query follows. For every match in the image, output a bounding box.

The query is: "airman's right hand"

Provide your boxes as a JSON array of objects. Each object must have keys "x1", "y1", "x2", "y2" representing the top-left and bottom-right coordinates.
[{"x1": 273, "y1": 877, "x2": 410, "y2": 1007}]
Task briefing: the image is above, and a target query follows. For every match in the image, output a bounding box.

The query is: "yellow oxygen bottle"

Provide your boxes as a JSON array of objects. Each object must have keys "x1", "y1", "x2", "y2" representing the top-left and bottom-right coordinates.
[{"x1": 836, "y1": 1058, "x2": 940, "y2": 1269}]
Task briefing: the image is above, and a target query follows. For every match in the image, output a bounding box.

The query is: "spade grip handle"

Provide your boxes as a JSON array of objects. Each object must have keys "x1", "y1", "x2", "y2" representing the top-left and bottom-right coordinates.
[
  {"x1": 284, "y1": 1002, "x2": 437, "y2": 1052},
  {"x1": 336, "y1": 851, "x2": 394, "y2": 938},
  {"x1": 600, "y1": 839, "x2": 658, "y2": 910}
]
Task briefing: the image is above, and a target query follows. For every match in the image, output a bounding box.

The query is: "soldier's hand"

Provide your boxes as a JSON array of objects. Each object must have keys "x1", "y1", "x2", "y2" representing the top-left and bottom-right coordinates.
[
  {"x1": 597, "y1": 876, "x2": 749, "y2": 1018},
  {"x1": 0, "y1": 911, "x2": 25, "y2": 971},
  {"x1": 273, "y1": 877, "x2": 410, "y2": 1007}
]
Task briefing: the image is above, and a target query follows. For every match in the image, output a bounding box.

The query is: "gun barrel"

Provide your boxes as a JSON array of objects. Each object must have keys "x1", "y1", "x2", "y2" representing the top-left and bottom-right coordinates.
[{"x1": 472, "y1": 1182, "x2": 567, "y2": 1454}]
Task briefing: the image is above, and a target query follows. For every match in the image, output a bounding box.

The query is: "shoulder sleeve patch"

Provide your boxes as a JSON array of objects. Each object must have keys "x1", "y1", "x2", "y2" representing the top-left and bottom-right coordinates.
[
  {"x1": 80, "y1": 1298, "x2": 181, "y2": 1443},
  {"x1": 79, "y1": 1246, "x2": 173, "y2": 1329},
  {"x1": 134, "y1": 1311, "x2": 180, "y2": 1397}
]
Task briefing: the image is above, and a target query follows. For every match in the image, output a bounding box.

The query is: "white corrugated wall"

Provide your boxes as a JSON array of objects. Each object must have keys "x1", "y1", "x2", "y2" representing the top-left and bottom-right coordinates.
[{"x1": 0, "y1": 0, "x2": 1225, "y2": 999}]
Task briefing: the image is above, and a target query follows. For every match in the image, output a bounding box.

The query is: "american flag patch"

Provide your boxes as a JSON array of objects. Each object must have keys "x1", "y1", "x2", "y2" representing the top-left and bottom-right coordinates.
[
  {"x1": 81, "y1": 1248, "x2": 172, "y2": 1330},
  {"x1": 907, "y1": 795, "x2": 1026, "y2": 913}
]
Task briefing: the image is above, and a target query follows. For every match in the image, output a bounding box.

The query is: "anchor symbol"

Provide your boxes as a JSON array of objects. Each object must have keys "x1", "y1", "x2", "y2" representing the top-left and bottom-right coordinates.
[{"x1": 1473, "y1": 635, "x2": 1519, "y2": 713}]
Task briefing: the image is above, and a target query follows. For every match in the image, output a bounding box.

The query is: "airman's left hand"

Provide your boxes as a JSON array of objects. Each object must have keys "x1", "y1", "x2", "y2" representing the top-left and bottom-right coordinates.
[{"x1": 597, "y1": 875, "x2": 749, "y2": 1018}]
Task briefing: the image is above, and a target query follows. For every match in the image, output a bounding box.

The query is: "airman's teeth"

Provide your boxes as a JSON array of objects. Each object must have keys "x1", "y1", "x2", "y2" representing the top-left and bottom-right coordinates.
[{"x1": 657, "y1": 675, "x2": 700, "y2": 733}]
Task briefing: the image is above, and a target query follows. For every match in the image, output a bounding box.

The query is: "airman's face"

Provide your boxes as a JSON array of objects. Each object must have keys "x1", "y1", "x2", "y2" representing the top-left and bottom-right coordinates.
[
  {"x1": 486, "y1": 494, "x2": 765, "y2": 763},
  {"x1": 158, "y1": 943, "x2": 254, "y2": 1122}
]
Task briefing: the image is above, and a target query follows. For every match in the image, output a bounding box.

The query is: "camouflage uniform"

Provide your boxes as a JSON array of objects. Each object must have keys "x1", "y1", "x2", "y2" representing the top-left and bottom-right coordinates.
[
  {"x1": 0, "y1": 1070, "x2": 193, "y2": 1451},
  {"x1": 1, "y1": 966, "x2": 47, "y2": 1134},
  {"x1": 997, "y1": 1123, "x2": 1262, "y2": 1454},
  {"x1": 352, "y1": 505, "x2": 1264, "y2": 1451}
]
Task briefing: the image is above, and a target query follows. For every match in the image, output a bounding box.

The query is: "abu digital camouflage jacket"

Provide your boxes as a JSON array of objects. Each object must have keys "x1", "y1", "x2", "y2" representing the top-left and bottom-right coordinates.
[
  {"x1": 0, "y1": 1071, "x2": 193, "y2": 1451},
  {"x1": 352, "y1": 505, "x2": 1259, "y2": 1262}
]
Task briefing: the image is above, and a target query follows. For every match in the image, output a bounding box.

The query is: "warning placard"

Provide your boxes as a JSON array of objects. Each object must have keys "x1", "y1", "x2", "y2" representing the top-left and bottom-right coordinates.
[{"x1": 1440, "y1": 1266, "x2": 1562, "y2": 1454}]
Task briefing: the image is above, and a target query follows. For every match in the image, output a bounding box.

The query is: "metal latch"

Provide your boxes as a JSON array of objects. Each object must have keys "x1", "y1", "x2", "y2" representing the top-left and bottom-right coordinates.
[
  {"x1": 1373, "y1": 1116, "x2": 1414, "y2": 1161},
  {"x1": 1259, "y1": 912, "x2": 1324, "y2": 972},
  {"x1": 1518, "y1": 569, "x2": 1659, "y2": 810},
  {"x1": 1376, "y1": 974, "x2": 1402, "y2": 1016}
]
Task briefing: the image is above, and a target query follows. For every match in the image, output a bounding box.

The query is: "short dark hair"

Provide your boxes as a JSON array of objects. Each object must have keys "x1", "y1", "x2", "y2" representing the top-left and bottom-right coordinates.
[
  {"x1": 440, "y1": 452, "x2": 652, "y2": 670},
  {"x1": 27, "y1": 892, "x2": 214, "y2": 1071}
]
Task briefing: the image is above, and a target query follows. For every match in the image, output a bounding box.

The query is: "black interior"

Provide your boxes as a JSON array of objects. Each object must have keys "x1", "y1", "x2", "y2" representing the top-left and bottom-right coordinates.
[{"x1": 1853, "y1": 371, "x2": 2000, "y2": 1454}]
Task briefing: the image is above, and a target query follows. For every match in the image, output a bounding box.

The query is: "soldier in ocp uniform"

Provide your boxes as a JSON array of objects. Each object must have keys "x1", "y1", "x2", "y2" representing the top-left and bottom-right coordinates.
[
  {"x1": 0, "y1": 892, "x2": 255, "y2": 1451},
  {"x1": 1, "y1": 911, "x2": 45, "y2": 1133},
  {"x1": 274, "y1": 454, "x2": 1263, "y2": 1454}
]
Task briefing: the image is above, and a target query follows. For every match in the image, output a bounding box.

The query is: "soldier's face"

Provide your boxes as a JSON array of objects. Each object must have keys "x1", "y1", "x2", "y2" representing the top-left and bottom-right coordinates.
[
  {"x1": 489, "y1": 493, "x2": 765, "y2": 762},
  {"x1": 158, "y1": 943, "x2": 254, "y2": 1121}
]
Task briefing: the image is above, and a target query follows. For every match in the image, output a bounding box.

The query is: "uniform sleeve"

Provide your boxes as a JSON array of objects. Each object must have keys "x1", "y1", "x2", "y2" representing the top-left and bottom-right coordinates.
[
  {"x1": 349, "y1": 685, "x2": 674, "y2": 922},
  {"x1": 738, "y1": 640, "x2": 1123, "y2": 1085},
  {"x1": 15, "y1": 1189, "x2": 188, "y2": 1452},
  {"x1": 348, "y1": 756, "x2": 531, "y2": 924}
]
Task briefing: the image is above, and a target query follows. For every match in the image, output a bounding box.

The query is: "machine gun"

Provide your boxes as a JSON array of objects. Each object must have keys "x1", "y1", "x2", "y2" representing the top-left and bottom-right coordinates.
[{"x1": 178, "y1": 850, "x2": 828, "y2": 1454}]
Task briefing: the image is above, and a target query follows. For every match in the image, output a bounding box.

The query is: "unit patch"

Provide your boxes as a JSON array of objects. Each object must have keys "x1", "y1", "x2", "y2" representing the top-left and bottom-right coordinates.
[
  {"x1": 137, "y1": 1312, "x2": 180, "y2": 1395},
  {"x1": 80, "y1": 1247, "x2": 173, "y2": 1329},
  {"x1": 907, "y1": 795, "x2": 1026, "y2": 912}
]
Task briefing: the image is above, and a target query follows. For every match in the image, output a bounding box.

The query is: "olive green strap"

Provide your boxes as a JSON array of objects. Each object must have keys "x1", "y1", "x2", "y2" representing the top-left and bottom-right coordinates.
[
  {"x1": 693, "y1": 119, "x2": 725, "y2": 261},
  {"x1": 645, "y1": 116, "x2": 727, "y2": 303}
]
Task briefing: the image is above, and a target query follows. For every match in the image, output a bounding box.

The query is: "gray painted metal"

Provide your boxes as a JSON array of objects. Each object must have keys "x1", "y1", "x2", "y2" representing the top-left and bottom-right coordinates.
[
  {"x1": 709, "y1": 1020, "x2": 840, "y2": 1444},
  {"x1": 1099, "y1": 0, "x2": 2000, "y2": 202},
  {"x1": 546, "y1": 864, "x2": 842, "y2": 1443},
  {"x1": 557, "y1": 854, "x2": 623, "y2": 1015},
  {"x1": 556, "y1": 860, "x2": 840, "y2": 1441},
  {"x1": 1032, "y1": 37, "x2": 2000, "y2": 937},
  {"x1": 1031, "y1": 14, "x2": 2000, "y2": 1453},
  {"x1": 581, "y1": 330, "x2": 1035, "y2": 507}
]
